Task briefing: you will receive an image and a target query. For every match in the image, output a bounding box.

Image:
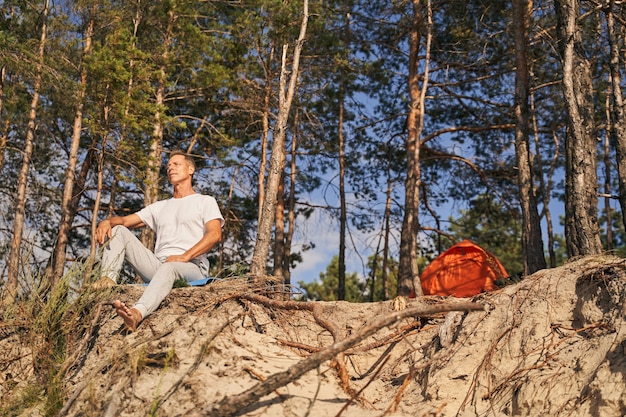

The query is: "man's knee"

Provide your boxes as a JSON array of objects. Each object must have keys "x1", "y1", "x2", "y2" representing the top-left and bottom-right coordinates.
[
  {"x1": 109, "y1": 225, "x2": 134, "y2": 242},
  {"x1": 111, "y1": 225, "x2": 130, "y2": 235}
]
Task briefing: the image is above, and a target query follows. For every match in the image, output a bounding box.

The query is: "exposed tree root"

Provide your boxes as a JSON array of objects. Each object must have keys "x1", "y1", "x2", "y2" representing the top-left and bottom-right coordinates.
[
  {"x1": 200, "y1": 300, "x2": 484, "y2": 417},
  {"x1": 58, "y1": 308, "x2": 242, "y2": 416}
]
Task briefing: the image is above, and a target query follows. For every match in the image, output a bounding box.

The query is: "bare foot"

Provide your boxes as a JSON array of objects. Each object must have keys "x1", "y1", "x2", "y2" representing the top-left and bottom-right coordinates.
[{"x1": 112, "y1": 300, "x2": 142, "y2": 332}]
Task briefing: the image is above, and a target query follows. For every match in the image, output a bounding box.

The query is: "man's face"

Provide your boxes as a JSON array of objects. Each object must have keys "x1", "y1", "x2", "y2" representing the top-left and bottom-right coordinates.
[{"x1": 167, "y1": 155, "x2": 194, "y2": 185}]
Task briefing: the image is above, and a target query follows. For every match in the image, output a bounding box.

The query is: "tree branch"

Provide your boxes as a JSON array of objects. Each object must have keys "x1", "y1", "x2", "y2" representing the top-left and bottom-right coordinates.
[{"x1": 202, "y1": 301, "x2": 484, "y2": 417}]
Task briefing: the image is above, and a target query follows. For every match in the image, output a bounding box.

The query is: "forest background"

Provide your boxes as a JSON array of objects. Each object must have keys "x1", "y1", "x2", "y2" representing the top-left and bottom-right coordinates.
[{"x1": 1, "y1": 0, "x2": 626, "y2": 303}]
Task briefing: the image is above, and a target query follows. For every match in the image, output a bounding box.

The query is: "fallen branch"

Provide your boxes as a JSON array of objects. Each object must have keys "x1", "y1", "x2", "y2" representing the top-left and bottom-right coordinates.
[
  {"x1": 202, "y1": 301, "x2": 484, "y2": 417},
  {"x1": 238, "y1": 292, "x2": 351, "y2": 389}
]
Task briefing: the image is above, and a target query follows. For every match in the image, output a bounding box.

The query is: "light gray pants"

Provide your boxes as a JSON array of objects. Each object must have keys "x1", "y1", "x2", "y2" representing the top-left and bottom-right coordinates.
[{"x1": 100, "y1": 226, "x2": 204, "y2": 318}]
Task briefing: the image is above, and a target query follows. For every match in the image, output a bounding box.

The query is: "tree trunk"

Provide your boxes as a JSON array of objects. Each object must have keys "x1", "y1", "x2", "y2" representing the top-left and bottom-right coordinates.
[
  {"x1": 530, "y1": 78, "x2": 558, "y2": 268},
  {"x1": 6, "y1": 0, "x2": 49, "y2": 301},
  {"x1": 284, "y1": 118, "x2": 298, "y2": 291},
  {"x1": 273, "y1": 112, "x2": 298, "y2": 296},
  {"x1": 141, "y1": 8, "x2": 174, "y2": 251},
  {"x1": 337, "y1": 92, "x2": 347, "y2": 301},
  {"x1": 605, "y1": 6, "x2": 626, "y2": 240},
  {"x1": 141, "y1": 111, "x2": 164, "y2": 251},
  {"x1": 554, "y1": 0, "x2": 602, "y2": 256},
  {"x1": 511, "y1": 0, "x2": 546, "y2": 274},
  {"x1": 81, "y1": 146, "x2": 99, "y2": 277},
  {"x1": 0, "y1": 67, "x2": 7, "y2": 172},
  {"x1": 95, "y1": 0, "x2": 141, "y2": 263},
  {"x1": 603, "y1": 81, "x2": 613, "y2": 250},
  {"x1": 46, "y1": 11, "x2": 94, "y2": 283},
  {"x1": 258, "y1": 48, "x2": 274, "y2": 226},
  {"x1": 398, "y1": 0, "x2": 431, "y2": 297},
  {"x1": 382, "y1": 166, "x2": 393, "y2": 300},
  {"x1": 250, "y1": 0, "x2": 308, "y2": 282},
  {"x1": 273, "y1": 171, "x2": 286, "y2": 283}
]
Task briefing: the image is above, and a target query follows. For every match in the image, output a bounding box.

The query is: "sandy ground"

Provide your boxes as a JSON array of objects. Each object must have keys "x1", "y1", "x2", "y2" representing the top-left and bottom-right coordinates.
[{"x1": 2, "y1": 254, "x2": 626, "y2": 416}]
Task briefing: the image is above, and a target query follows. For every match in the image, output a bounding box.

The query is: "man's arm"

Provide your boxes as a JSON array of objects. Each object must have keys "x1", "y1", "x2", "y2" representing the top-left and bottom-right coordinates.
[
  {"x1": 164, "y1": 218, "x2": 222, "y2": 263},
  {"x1": 95, "y1": 214, "x2": 145, "y2": 245}
]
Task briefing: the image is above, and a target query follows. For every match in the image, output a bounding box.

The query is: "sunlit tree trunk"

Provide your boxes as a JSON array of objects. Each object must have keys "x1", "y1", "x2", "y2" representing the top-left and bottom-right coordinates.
[
  {"x1": 554, "y1": 0, "x2": 602, "y2": 256},
  {"x1": 284, "y1": 117, "x2": 298, "y2": 291},
  {"x1": 603, "y1": 81, "x2": 613, "y2": 250},
  {"x1": 602, "y1": 82, "x2": 613, "y2": 251},
  {"x1": 337, "y1": 92, "x2": 347, "y2": 300},
  {"x1": 250, "y1": 0, "x2": 308, "y2": 282},
  {"x1": 398, "y1": 0, "x2": 431, "y2": 297},
  {"x1": 0, "y1": 66, "x2": 7, "y2": 172},
  {"x1": 81, "y1": 146, "x2": 99, "y2": 276},
  {"x1": 46, "y1": 11, "x2": 94, "y2": 283},
  {"x1": 141, "y1": 8, "x2": 174, "y2": 251},
  {"x1": 95, "y1": 0, "x2": 143, "y2": 254},
  {"x1": 93, "y1": 0, "x2": 142, "y2": 262},
  {"x1": 258, "y1": 47, "x2": 274, "y2": 226},
  {"x1": 273, "y1": 111, "x2": 298, "y2": 295},
  {"x1": 87, "y1": 57, "x2": 118, "y2": 275},
  {"x1": 382, "y1": 166, "x2": 393, "y2": 301},
  {"x1": 512, "y1": 0, "x2": 546, "y2": 274},
  {"x1": 6, "y1": 0, "x2": 49, "y2": 301},
  {"x1": 371, "y1": 166, "x2": 394, "y2": 302},
  {"x1": 605, "y1": 6, "x2": 626, "y2": 239},
  {"x1": 530, "y1": 80, "x2": 558, "y2": 268},
  {"x1": 273, "y1": 171, "x2": 286, "y2": 283}
]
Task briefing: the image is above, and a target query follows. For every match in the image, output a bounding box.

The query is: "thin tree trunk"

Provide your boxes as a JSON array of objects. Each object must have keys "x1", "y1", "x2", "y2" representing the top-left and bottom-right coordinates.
[
  {"x1": 398, "y1": 0, "x2": 431, "y2": 297},
  {"x1": 82, "y1": 146, "x2": 100, "y2": 278},
  {"x1": 284, "y1": 116, "x2": 298, "y2": 292},
  {"x1": 141, "y1": 112, "x2": 164, "y2": 250},
  {"x1": 0, "y1": 66, "x2": 7, "y2": 172},
  {"x1": 337, "y1": 92, "x2": 346, "y2": 301},
  {"x1": 90, "y1": 84, "x2": 116, "y2": 264},
  {"x1": 554, "y1": 0, "x2": 602, "y2": 256},
  {"x1": 604, "y1": 81, "x2": 613, "y2": 250},
  {"x1": 370, "y1": 162, "x2": 394, "y2": 302},
  {"x1": 47, "y1": 12, "x2": 94, "y2": 283},
  {"x1": 273, "y1": 112, "x2": 299, "y2": 295},
  {"x1": 250, "y1": 0, "x2": 308, "y2": 282},
  {"x1": 6, "y1": 0, "x2": 49, "y2": 301},
  {"x1": 530, "y1": 73, "x2": 558, "y2": 268},
  {"x1": 605, "y1": 6, "x2": 626, "y2": 239},
  {"x1": 258, "y1": 47, "x2": 274, "y2": 226},
  {"x1": 273, "y1": 171, "x2": 286, "y2": 283},
  {"x1": 512, "y1": 0, "x2": 546, "y2": 274},
  {"x1": 100, "y1": 0, "x2": 141, "y2": 240},
  {"x1": 382, "y1": 166, "x2": 393, "y2": 300},
  {"x1": 141, "y1": 8, "x2": 174, "y2": 251}
]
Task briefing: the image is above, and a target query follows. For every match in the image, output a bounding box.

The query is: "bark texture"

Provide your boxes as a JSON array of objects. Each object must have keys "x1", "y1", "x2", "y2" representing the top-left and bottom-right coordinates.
[
  {"x1": 554, "y1": 0, "x2": 602, "y2": 256},
  {"x1": 512, "y1": 0, "x2": 546, "y2": 274}
]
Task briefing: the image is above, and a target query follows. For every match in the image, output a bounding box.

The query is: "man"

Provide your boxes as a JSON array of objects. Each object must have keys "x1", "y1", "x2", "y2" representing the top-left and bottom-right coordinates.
[{"x1": 94, "y1": 150, "x2": 224, "y2": 331}]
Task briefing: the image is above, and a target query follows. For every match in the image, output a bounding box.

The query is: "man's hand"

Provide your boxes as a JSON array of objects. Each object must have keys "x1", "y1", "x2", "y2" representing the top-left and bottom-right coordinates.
[
  {"x1": 95, "y1": 220, "x2": 112, "y2": 245},
  {"x1": 94, "y1": 214, "x2": 144, "y2": 246},
  {"x1": 165, "y1": 254, "x2": 190, "y2": 263}
]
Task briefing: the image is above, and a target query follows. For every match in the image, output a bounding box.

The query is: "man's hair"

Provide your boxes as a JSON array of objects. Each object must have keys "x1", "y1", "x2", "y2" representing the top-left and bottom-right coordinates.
[{"x1": 169, "y1": 150, "x2": 196, "y2": 171}]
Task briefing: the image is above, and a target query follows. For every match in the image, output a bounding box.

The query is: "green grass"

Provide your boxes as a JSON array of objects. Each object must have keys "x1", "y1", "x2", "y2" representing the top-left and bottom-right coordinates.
[{"x1": 1, "y1": 262, "x2": 111, "y2": 417}]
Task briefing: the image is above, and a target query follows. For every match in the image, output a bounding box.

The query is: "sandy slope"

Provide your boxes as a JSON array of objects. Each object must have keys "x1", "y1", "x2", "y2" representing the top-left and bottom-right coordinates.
[{"x1": 2, "y1": 254, "x2": 626, "y2": 416}]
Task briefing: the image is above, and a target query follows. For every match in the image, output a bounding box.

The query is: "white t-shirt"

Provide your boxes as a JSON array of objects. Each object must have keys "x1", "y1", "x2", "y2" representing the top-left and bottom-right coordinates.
[{"x1": 136, "y1": 193, "x2": 224, "y2": 262}]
